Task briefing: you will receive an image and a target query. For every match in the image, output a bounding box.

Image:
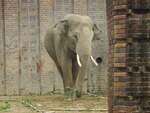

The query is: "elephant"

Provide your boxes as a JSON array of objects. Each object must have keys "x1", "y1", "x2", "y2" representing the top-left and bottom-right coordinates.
[{"x1": 44, "y1": 14, "x2": 101, "y2": 97}]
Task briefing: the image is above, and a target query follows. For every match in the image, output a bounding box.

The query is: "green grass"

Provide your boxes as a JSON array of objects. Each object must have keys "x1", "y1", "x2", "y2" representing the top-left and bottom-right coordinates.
[
  {"x1": 0, "y1": 101, "x2": 11, "y2": 111},
  {"x1": 21, "y1": 98, "x2": 44, "y2": 111},
  {"x1": 64, "y1": 89, "x2": 77, "y2": 102},
  {"x1": 22, "y1": 98, "x2": 32, "y2": 107}
]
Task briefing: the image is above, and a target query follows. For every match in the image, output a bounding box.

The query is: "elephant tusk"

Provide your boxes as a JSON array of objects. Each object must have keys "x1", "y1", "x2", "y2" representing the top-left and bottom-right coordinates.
[
  {"x1": 77, "y1": 54, "x2": 82, "y2": 67},
  {"x1": 90, "y1": 56, "x2": 98, "y2": 66}
]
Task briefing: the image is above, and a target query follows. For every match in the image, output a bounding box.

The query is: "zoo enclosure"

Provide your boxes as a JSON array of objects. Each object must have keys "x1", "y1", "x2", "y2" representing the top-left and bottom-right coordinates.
[{"x1": 0, "y1": 0, "x2": 108, "y2": 95}]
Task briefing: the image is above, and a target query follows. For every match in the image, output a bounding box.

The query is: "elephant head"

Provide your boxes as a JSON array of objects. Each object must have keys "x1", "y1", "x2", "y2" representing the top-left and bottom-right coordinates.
[
  {"x1": 44, "y1": 14, "x2": 101, "y2": 97},
  {"x1": 59, "y1": 14, "x2": 101, "y2": 66}
]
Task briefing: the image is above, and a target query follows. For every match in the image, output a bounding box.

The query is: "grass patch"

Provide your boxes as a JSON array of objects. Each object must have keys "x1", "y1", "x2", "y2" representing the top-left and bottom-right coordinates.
[
  {"x1": 21, "y1": 98, "x2": 44, "y2": 112},
  {"x1": 0, "y1": 101, "x2": 11, "y2": 111},
  {"x1": 64, "y1": 89, "x2": 76, "y2": 102}
]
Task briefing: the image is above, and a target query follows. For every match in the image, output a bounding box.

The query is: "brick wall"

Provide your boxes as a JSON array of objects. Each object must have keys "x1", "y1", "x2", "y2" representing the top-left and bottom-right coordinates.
[{"x1": 107, "y1": 0, "x2": 150, "y2": 112}]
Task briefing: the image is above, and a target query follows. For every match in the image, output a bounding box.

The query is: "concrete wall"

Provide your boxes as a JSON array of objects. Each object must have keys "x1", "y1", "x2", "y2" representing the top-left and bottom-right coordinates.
[{"x1": 0, "y1": 0, "x2": 108, "y2": 95}]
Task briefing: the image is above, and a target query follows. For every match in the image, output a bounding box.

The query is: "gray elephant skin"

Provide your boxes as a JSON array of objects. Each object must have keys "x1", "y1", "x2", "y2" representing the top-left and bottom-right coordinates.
[{"x1": 44, "y1": 14, "x2": 101, "y2": 97}]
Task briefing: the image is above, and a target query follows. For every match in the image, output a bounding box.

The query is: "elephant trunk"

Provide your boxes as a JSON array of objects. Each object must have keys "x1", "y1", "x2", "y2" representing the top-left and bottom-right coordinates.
[
  {"x1": 74, "y1": 26, "x2": 98, "y2": 97},
  {"x1": 75, "y1": 26, "x2": 98, "y2": 67}
]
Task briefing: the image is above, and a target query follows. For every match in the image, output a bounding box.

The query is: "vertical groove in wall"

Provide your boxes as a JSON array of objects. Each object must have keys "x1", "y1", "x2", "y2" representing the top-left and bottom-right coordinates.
[
  {"x1": 2, "y1": 0, "x2": 6, "y2": 95},
  {"x1": 87, "y1": 0, "x2": 89, "y2": 16},
  {"x1": 72, "y1": 0, "x2": 74, "y2": 14},
  {"x1": 53, "y1": 0, "x2": 55, "y2": 23},
  {"x1": 37, "y1": 0, "x2": 42, "y2": 95},
  {"x1": 18, "y1": 0, "x2": 21, "y2": 95},
  {"x1": 86, "y1": 0, "x2": 88, "y2": 15},
  {"x1": 52, "y1": 0, "x2": 55, "y2": 91},
  {"x1": 106, "y1": 0, "x2": 112, "y2": 112}
]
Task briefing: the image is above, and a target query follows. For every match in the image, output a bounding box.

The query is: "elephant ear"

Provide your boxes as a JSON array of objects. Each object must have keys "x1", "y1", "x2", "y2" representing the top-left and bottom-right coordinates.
[
  {"x1": 93, "y1": 24, "x2": 101, "y2": 40},
  {"x1": 58, "y1": 20, "x2": 69, "y2": 34}
]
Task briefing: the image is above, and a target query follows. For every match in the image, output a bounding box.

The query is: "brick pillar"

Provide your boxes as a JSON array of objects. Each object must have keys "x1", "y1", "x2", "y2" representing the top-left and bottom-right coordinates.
[{"x1": 107, "y1": 0, "x2": 150, "y2": 112}]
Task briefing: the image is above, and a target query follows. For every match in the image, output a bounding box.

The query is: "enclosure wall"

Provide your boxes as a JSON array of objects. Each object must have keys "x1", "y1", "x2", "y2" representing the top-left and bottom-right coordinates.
[{"x1": 0, "y1": 0, "x2": 108, "y2": 95}]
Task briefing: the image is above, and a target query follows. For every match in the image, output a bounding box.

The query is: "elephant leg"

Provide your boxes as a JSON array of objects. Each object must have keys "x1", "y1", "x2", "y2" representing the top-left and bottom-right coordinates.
[
  {"x1": 75, "y1": 56, "x2": 89, "y2": 98},
  {"x1": 54, "y1": 61, "x2": 66, "y2": 89},
  {"x1": 54, "y1": 58, "x2": 73, "y2": 93},
  {"x1": 45, "y1": 43, "x2": 65, "y2": 84},
  {"x1": 61, "y1": 55, "x2": 74, "y2": 93}
]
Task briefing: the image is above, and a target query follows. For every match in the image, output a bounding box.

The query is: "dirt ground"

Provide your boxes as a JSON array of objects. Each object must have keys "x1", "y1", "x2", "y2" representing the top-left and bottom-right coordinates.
[{"x1": 0, "y1": 94, "x2": 108, "y2": 113}]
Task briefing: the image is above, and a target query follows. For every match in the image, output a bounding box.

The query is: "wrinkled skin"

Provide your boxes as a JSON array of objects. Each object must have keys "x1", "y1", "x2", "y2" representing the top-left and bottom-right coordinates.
[{"x1": 44, "y1": 14, "x2": 101, "y2": 97}]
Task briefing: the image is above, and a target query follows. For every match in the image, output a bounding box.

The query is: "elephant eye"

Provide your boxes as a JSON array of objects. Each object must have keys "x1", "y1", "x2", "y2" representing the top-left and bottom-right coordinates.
[
  {"x1": 74, "y1": 35, "x2": 78, "y2": 39},
  {"x1": 73, "y1": 34, "x2": 78, "y2": 40}
]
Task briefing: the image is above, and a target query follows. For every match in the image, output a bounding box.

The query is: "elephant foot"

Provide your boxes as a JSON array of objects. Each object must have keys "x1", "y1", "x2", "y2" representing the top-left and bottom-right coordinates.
[
  {"x1": 64, "y1": 87, "x2": 73, "y2": 95},
  {"x1": 64, "y1": 88, "x2": 76, "y2": 101},
  {"x1": 64, "y1": 88, "x2": 82, "y2": 99},
  {"x1": 75, "y1": 90, "x2": 82, "y2": 98}
]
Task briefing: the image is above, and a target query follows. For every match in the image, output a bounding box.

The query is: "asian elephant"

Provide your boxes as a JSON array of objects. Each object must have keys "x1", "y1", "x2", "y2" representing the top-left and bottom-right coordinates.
[{"x1": 44, "y1": 14, "x2": 101, "y2": 97}]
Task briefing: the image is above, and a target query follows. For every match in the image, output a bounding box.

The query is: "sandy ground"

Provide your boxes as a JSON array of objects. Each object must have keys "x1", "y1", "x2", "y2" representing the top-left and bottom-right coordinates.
[{"x1": 0, "y1": 94, "x2": 108, "y2": 113}]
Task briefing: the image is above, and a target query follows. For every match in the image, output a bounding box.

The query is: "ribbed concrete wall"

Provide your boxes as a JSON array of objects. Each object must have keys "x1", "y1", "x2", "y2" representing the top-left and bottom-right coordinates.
[{"x1": 0, "y1": 0, "x2": 108, "y2": 95}]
